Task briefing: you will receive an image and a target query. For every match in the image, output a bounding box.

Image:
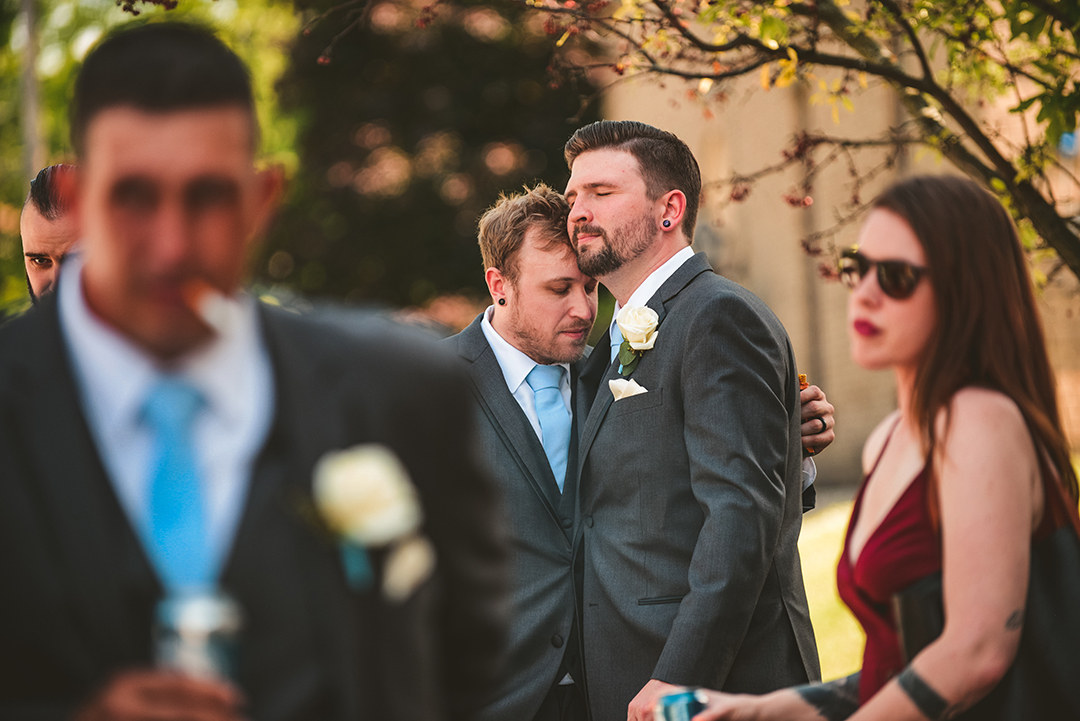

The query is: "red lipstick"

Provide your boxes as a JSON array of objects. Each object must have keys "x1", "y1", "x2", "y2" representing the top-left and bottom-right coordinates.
[{"x1": 853, "y1": 319, "x2": 880, "y2": 337}]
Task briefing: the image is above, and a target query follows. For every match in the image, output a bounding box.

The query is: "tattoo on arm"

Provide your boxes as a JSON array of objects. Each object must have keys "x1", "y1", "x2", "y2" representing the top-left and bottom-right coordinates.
[
  {"x1": 1005, "y1": 609, "x2": 1023, "y2": 631},
  {"x1": 794, "y1": 672, "x2": 861, "y2": 721}
]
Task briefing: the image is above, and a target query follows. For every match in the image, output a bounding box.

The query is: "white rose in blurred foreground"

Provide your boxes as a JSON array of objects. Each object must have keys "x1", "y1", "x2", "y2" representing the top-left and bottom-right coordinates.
[{"x1": 314, "y1": 444, "x2": 422, "y2": 547}]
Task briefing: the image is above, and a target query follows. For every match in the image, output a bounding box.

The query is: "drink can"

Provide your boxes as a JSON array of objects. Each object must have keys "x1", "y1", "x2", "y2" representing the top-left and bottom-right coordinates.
[
  {"x1": 655, "y1": 690, "x2": 706, "y2": 721},
  {"x1": 154, "y1": 589, "x2": 242, "y2": 680}
]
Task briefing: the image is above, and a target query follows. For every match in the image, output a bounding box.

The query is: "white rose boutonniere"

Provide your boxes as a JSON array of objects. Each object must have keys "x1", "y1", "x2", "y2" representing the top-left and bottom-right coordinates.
[
  {"x1": 313, "y1": 444, "x2": 436, "y2": 603},
  {"x1": 615, "y1": 305, "x2": 659, "y2": 376}
]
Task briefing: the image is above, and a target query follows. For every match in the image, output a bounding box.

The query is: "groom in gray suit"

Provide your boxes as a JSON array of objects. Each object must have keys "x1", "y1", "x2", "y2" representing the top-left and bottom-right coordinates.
[{"x1": 564, "y1": 121, "x2": 820, "y2": 721}]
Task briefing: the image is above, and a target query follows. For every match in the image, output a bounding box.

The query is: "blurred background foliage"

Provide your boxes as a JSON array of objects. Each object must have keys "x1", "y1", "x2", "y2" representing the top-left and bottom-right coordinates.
[
  {"x1": 0, "y1": 0, "x2": 597, "y2": 323},
  {"x1": 0, "y1": 0, "x2": 299, "y2": 316},
  {"x1": 264, "y1": 0, "x2": 596, "y2": 315}
]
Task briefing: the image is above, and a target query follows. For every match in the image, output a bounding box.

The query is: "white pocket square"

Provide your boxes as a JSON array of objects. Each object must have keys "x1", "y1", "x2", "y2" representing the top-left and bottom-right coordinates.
[{"x1": 609, "y1": 378, "x2": 648, "y2": 401}]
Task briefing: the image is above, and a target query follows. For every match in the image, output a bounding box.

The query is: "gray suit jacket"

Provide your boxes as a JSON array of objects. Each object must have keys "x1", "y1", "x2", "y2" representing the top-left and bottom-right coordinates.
[
  {"x1": 0, "y1": 296, "x2": 507, "y2": 721},
  {"x1": 574, "y1": 253, "x2": 819, "y2": 721},
  {"x1": 446, "y1": 316, "x2": 582, "y2": 721}
]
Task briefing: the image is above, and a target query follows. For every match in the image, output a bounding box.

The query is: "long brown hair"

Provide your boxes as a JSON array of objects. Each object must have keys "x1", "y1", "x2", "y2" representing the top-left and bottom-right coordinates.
[{"x1": 874, "y1": 175, "x2": 1078, "y2": 503}]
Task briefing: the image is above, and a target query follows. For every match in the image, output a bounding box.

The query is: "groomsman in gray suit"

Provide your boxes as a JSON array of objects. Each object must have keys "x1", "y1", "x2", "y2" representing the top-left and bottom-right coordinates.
[
  {"x1": 446, "y1": 184, "x2": 595, "y2": 721},
  {"x1": 564, "y1": 121, "x2": 822, "y2": 721}
]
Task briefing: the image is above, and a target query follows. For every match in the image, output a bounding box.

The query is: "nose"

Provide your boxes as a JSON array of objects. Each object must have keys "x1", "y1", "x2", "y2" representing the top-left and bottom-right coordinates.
[
  {"x1": 41, "y1": 267, "x2": 60, "y2": 294},
  {"x1": 568, "y1": 195, "x2": 591, "y2": 229},
  {"x1": 149, "y1": 198, "x2": 193, "y2": 272},
  {"x1": 849, "y1": 267, "x2": 882, "y2": 308},
  {"x1": 568, "y1": 286, "x2": 596, "y2": 323}
]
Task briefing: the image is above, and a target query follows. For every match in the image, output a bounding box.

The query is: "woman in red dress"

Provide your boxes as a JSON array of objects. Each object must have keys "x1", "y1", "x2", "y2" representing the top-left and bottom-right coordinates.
[{"x1": 677, "y1": 175, "x2": 1078, "y2": 721}]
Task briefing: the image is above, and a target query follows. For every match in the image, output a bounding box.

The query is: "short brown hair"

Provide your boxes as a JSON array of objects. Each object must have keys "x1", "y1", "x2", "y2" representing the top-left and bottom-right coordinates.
[
  {"x1": 564, "y1": 120, "x2": 702, "y2": 238},
  {"x1": 72, "y1": 23, "x2": 255, "y2": 157},
  {"x1": 477, "y1": 183, "x2": 572, "y2": 283}
]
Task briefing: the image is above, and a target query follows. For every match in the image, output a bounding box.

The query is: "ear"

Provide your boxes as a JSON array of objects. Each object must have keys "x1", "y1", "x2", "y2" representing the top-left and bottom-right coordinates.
[
  {"x1": 485, "y1": 267, "x2": 508, "y2": 304},
  {"x1": 62, "y1": 165, "x2": 84, "y2": 229},
  {"x1": 659, "y1": 189, "x2": 687, "y2": 231},
  {"x1": 247, "y1": 164, "x2": 286, "y2": 247}
]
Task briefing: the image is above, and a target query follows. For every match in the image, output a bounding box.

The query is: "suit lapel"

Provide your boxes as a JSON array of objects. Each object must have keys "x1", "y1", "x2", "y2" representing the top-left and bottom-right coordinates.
[
  {"x1": 456, "y1": 318, "x2": 563, "y2": 522},
  {"x1": 576, "y1": 350, "x2": 620, "y2": 476},
  {"x1": 221, "y1": 306, "x2": 358, "y2": 721},
  {"x1": 577, "y1": 253, "x2": 713, "y2": 471},
  {"x1": 16, "y1": 297, "x2": 160, "y2": 670}
]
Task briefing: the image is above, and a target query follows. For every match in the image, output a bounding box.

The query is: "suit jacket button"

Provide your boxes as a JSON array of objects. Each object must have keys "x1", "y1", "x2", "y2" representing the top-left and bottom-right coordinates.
[
  {"x1": 551, "y1": 635, "x2": 564, "y2": 648},
  {"x1": 585, "y1": 516, "x2": 594, "y2": 528},
  {"x1": 561, "y1": 517, "x2": 572, "y2": 529}
]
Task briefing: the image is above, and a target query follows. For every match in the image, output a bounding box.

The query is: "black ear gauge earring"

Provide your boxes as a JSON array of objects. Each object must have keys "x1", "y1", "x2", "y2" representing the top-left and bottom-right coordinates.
[
  {"x1": 663, "y1": 219, "x2": 671, "y2": 228},
  {"x1": 498, "y1": 298, "x2": 506, "y2": 306}
]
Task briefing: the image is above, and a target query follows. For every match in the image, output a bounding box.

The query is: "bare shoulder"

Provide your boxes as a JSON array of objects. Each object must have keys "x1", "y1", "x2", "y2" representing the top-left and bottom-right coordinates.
[
  {"x1": 939, "y1": 387, "x2": 1031, "y2": 451},
  {"x1": 936, "y1": 387, "x2": 1039, "y2": 488},
  {"x1": 861, "y1": 410, "x2": 901, "y2": 474}
]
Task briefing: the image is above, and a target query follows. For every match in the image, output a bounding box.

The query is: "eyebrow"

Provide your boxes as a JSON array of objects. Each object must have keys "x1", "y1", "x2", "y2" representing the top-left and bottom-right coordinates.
[{"x1": 565, "y1": 180, "x2": 616, "y2": 196}]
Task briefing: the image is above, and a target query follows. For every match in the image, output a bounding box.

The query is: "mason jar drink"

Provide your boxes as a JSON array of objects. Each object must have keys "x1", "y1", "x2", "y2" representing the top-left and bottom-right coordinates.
[{"x1": 154, "y1": 589, "x2": 242, "y2": 680}]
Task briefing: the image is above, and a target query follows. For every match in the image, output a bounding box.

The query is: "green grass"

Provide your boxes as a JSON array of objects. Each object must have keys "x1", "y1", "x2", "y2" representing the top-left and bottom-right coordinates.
[{"x1": 798, "y1": 501, "x2": 865, "y2": 682}]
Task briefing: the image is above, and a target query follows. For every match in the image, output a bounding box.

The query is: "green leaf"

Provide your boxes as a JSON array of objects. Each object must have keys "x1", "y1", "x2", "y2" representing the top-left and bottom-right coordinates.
[
  {"x1": 620, "y1": 356, "x2": 640, "y2": 377},
  {"x1": 760, "y1": 15, "x2": 788, "y2": 44},
  {"x1": 1010, "y1": 96, "x2": 1039, "y2": 114},
  {"x1": 618, "y1": 341, "x2": 638, "y2": 366}
]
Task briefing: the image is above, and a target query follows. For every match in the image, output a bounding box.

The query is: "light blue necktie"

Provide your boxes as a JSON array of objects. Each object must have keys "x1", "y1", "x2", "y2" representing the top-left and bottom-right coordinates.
[
  {"x1": 142, "y1": 377, "x2": 213, "y2": 591},
  {"x1": 610, "y1": 322, "x2": 624, "y2": 366},
  {"x1": 526, "y1": 364, "x2": 571, "y2": 493}
]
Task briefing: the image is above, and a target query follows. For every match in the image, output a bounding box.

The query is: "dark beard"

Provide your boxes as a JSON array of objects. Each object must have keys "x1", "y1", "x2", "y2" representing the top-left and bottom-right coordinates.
[
  {"x1": 574, "y1": 212, "x2": 655, "y2": 278},
  {"x1": 577, "y1": 239, "x2": 625, "y2": 278}
]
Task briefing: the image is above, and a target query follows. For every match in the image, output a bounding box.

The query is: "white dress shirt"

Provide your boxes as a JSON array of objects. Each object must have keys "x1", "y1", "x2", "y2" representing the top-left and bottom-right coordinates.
[
  {"x1": 481, "y1": 305, "x2": 571, "y2": 445},
  {"x1": 607, "y1": 246, "x2": 817, "y2": 489},
  {"x1": 58, "y1": 255, "x2": 275, "y2": 578}
]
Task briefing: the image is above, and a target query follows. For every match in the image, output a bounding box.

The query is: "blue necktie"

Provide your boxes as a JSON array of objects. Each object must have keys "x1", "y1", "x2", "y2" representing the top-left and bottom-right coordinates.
[
  {"x1": 526, "y1": 364, "x2": 571, "y2": 493},
  {"x1": 142, "y1": 378, "x2": 212, "y2": 591},
  {"x1": 610, "y1": 322, "x2": 624, "y2": 366}
]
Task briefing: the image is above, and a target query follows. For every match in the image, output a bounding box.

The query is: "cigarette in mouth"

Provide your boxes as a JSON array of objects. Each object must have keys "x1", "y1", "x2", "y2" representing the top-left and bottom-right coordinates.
[{"x1": 181, "y1": 279, "x2": 238, "y2": 336}]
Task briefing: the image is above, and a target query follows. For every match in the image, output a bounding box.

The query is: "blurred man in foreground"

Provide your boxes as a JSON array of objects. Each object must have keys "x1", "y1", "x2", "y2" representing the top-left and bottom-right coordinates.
[
  {"x1": 21, "y1": 163, "x2": 78, "y2": 302},
  {"x1": 0, "y1": 22, "x2": 505, "y2": 721}
]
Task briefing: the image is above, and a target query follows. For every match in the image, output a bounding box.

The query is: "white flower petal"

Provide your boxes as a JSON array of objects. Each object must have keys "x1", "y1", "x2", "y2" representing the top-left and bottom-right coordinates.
[
  {"x1": 616, "y1": 306, "x2": 659, "y2": 344},
  {"x1": 383, "y1": 535, "x2": 437, "y2": 603}
]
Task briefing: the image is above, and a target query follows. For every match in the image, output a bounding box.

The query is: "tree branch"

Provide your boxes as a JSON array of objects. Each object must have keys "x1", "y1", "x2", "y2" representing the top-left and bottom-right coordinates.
[{"x1": 877, "y1": 0, "x2": 933, "y2": 81}]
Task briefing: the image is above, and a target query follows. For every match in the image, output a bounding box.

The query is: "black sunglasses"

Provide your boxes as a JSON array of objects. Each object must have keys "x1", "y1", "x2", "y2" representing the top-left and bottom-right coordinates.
[{"x1": 839, "y1": 247, "x2": 927, "y2": 300}]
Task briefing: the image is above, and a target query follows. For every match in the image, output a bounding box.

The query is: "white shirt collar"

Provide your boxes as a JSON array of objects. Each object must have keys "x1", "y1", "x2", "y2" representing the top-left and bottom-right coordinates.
[
  {"x1": 58, "y1": 254, "x2": 262, "y2": 434},
  {"x1": 610, "y1": 245, "x2": 696, "y2": 335},
  {"x1": 480, "y1": 306, "x2": 569, "y2": 394}
]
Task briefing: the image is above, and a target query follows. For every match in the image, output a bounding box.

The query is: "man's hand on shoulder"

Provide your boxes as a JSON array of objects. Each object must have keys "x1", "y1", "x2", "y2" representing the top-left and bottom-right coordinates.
[
  {"x1": 74, "y1": 670, "x2": 245, "y2": 721},
  {"x1": 799, "y1": 385, "x2": 835, "y2": 454},
  {"x1": 628, "y1": 679, "x2": 682, "y2": 721}
]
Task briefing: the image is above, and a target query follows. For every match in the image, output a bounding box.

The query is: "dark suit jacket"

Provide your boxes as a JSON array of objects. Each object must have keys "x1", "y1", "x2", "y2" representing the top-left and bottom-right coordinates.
[
  {"x1": 574, "y1": 254, "x2": 819, "y2": 721},
  {"x1": 445, "y1": 316, "x2": 581, "y2": 721},
  {"x1": 0, "y1": 295, "x2": 507, "y2": 721}
]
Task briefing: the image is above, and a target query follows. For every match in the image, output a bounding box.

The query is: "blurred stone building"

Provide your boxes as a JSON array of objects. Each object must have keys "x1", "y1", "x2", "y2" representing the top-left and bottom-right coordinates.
[{"x1": 602, "y1": 74, "x2": 1080, "y2": 486}]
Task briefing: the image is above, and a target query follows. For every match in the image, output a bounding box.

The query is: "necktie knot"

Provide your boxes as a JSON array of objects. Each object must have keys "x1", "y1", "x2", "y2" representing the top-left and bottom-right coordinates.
[
  {"x1": 526, "y1": 364, "x2": 564, "y2": 392},
  {"x1": 143, "y1": 378, "x2": 204, "y2": 435}
]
